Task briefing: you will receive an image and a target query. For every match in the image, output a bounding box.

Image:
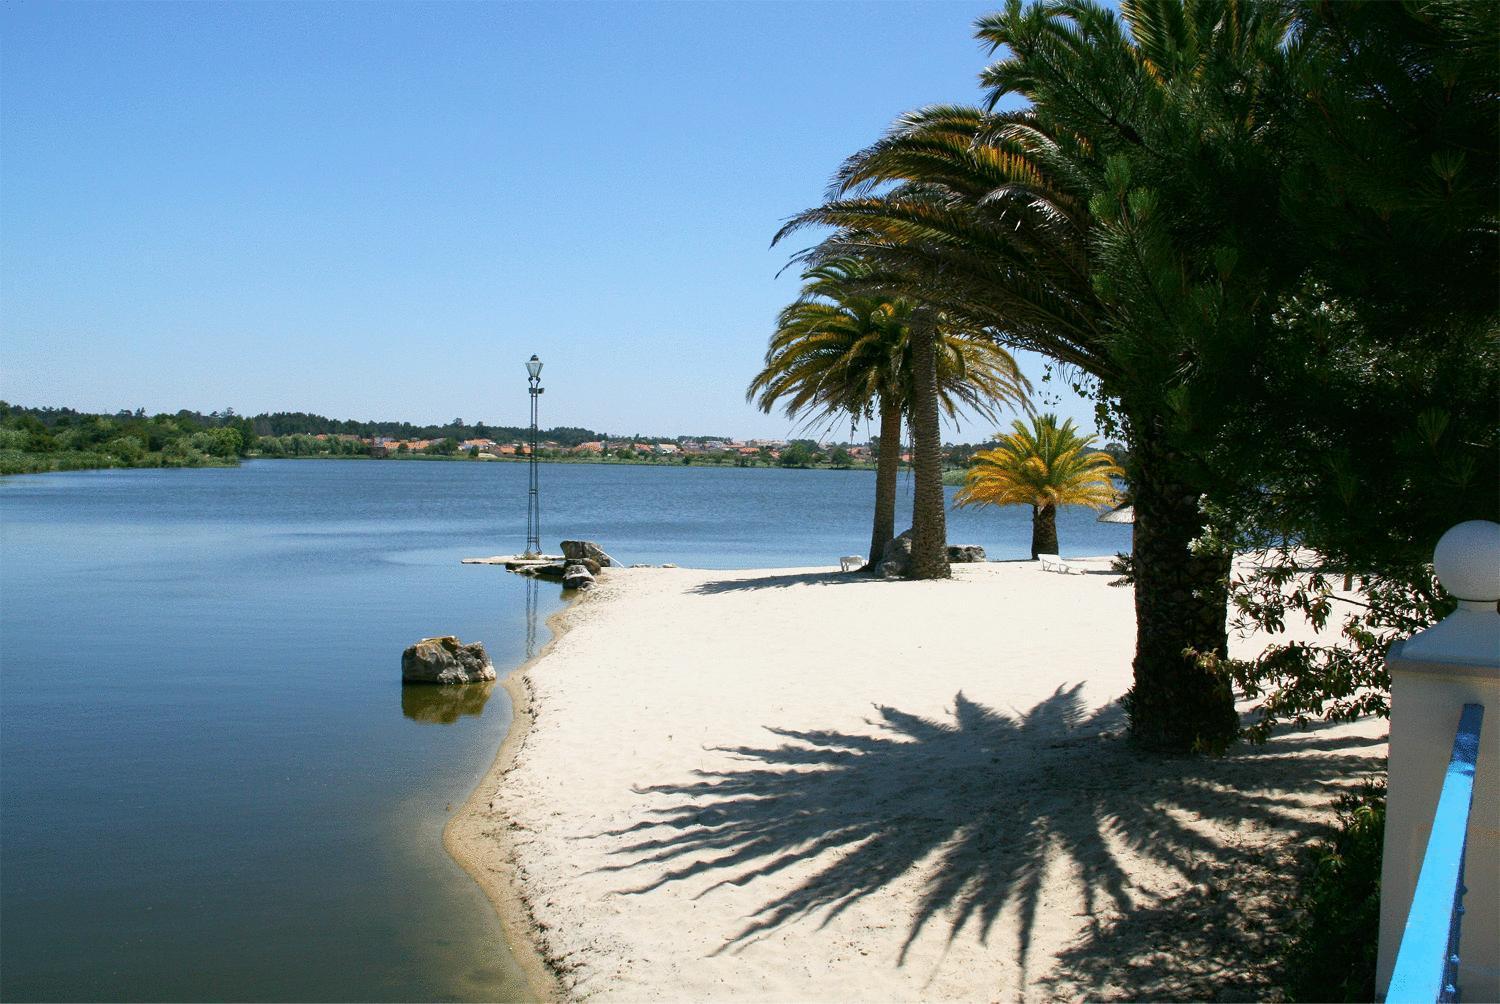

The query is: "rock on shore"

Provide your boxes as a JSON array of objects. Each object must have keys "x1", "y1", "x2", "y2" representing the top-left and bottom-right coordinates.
[
  {"x1": 563, "y1": 562, "x2": 596, "y2": 591},
  {"x1": 876, "y1": 529, "x2": 914, "y2": 578},
  {"x1": 875, "y1": 532, "x2": 985, "y2": 577},
  {"x1": 561, "y1": 540, "x2": 619, "y2": 567},
  {"x1": 401, "y1": 636, "x2": 496, "y2": 684}
]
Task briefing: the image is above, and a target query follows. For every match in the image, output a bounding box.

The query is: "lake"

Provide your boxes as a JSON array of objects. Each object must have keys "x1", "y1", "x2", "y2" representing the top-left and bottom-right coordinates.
[{"x1": 0, "y1": 459, "x2": 1129, "y2": 1001}]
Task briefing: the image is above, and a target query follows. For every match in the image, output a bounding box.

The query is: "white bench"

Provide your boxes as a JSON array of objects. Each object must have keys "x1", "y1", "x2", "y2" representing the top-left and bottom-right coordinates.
[
  {"x1": 1037, "y1": 553, "x2": 1080, "y2": 574},
  {"x1": 839, "y1": 555, "x2": 865, "y2": 572}
]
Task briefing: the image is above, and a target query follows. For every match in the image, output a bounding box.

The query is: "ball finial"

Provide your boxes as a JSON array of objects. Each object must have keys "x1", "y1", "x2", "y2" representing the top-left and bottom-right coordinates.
[{"x1": 1432, "y1": 520, "x2": 1500, "y2": 603}]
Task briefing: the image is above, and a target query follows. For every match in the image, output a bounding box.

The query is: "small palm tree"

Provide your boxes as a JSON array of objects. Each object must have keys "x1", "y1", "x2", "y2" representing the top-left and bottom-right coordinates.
[
  {"x1": 956, "y1": 414, "x2": 1121, "y2": 559},
  {"x1": 748, "y1": 259, "x2": 1028, "y2": 569}
]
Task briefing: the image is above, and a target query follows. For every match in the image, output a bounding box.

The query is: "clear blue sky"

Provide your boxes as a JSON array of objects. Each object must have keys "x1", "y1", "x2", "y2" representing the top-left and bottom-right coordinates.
[{"x1": 1, "y1": 1, "x2": 1097, "y2": 442}]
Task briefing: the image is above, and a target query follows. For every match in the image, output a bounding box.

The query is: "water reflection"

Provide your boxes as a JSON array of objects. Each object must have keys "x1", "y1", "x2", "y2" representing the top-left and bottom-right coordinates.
[
  {"x1": 401, "y1": 681, "x2": 495, "y2": 725},
  {"x1": 525, "y1": 575, "x2": 539, "y2": 660}
]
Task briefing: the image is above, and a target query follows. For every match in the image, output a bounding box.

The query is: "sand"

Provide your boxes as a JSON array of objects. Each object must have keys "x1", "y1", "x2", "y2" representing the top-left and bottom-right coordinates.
[{"x1": 452, "y1": 559, "x2": 1387, "y2": 1002}]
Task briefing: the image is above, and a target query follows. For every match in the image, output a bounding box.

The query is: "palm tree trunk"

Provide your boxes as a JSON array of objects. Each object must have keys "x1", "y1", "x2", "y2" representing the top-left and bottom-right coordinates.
[
  {"x1": 907, "y1": 325, "x2": 951, "y2": 579},
  {"x1": 867, "y1": 396, "x2": 902, "y2": 568},
  {"x1": 1123, "y1": 425, "x2": 1238, "y2": 754},
  {"x1": 1031, "y1": 503, "x2": 1058, "y2": 558}
]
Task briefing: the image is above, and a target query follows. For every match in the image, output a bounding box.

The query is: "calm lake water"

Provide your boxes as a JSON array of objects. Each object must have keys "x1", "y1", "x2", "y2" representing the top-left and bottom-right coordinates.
[{"x1": 0, "y1": 459, "x2": 1129, "y2": 1001}]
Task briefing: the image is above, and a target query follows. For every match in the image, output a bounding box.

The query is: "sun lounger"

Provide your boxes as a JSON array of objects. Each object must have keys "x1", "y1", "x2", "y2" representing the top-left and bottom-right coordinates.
[
  {"x1": 1036, "y1": 553, "x2": 1080, "y2": 574},
  {"x1": 839, "y1": 555, "x2": 865, "y2": 572}
]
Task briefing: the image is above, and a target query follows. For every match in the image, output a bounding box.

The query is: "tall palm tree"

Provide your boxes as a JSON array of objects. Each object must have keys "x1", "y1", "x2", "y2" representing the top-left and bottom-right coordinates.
[
  {"x1": 955, "y1": 414, "x2": 1121, "y2": 558},
  {"x1": 748, "y1": 260, "x2": 1029, "y2": 569},
  {"x1": 777, "y1": 0, "x2": 1297, "y2": 751}
]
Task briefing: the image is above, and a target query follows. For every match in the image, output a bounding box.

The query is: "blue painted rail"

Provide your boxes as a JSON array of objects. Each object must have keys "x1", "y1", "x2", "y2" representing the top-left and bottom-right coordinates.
[{"x1": 1388, "y1": 703, "x2": 1484, "y2": 1003}]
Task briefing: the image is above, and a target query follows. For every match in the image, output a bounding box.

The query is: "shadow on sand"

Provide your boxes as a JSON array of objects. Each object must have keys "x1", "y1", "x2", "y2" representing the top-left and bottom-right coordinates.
[
  {"x1": 690, "y1": 570, "x2": 873, "y2": 595},
  {"x1": 593, "y1": 687, "x2": 1384, "y2": 998}
]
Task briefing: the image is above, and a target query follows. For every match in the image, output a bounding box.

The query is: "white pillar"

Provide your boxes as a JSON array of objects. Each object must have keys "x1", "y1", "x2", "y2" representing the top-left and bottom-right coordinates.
[{"x1": 1377, "y1": 520, "x2": 1500, "y2": 1001}]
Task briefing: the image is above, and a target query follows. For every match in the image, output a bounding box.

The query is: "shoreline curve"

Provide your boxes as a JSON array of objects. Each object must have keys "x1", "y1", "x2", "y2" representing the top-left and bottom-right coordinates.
[{"x1": 444, "y1": 591, "x2": 589, "y2": 1004}]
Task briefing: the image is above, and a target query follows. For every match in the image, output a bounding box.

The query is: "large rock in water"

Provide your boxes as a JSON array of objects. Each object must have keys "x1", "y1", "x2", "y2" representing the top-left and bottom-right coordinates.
[
  {"x1": 947, "y1": 544, "x2": 986, "y2": 563},
  {"x1": 401, "y1": 636, "x2": 496, "y2": 684},
  {"x1": 561, "y1": 540, "x2": 618, "y2": 568},
  {"x1": 876, "y1": 529, "x2": 914, "y2": 579}
]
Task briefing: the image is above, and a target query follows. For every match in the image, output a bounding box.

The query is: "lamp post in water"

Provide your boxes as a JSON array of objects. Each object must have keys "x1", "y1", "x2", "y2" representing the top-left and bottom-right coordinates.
[{"x1": 524, "y1": 355, "x2": 544, "y2": 558}]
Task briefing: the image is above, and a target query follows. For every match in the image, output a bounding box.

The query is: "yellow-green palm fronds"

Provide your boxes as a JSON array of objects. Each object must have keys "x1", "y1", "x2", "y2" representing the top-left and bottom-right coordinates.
[{"x1": 955, "y1": 413, "x2": 1122, "y2": 511}]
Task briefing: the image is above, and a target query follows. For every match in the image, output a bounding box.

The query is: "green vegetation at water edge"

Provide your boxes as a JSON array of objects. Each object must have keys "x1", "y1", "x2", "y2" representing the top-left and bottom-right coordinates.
[{"x1": 0, "y1": 402, "x2": 248, "y2": 475}]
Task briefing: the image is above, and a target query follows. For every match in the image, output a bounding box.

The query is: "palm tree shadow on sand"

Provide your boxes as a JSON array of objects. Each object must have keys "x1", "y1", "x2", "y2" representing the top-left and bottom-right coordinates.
[
  {"x1": 690, "y1": 570, "x2": 873, "y2": 594},
  {"x1": 591, "y1": 686, "x2": 1384, "y2": 999}
]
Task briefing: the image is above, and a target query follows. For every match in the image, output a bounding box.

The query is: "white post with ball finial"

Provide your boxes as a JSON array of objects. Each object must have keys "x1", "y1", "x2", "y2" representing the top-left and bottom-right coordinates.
[{"x1": 1377, "y1": 520, "x2": 1500, "y2": 1001}]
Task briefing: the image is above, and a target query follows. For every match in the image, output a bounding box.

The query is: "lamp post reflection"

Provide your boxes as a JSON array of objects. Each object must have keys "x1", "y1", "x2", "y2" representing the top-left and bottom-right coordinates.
[{"x1": 525, "y1": 574, "x2": 539, "y2": 660}]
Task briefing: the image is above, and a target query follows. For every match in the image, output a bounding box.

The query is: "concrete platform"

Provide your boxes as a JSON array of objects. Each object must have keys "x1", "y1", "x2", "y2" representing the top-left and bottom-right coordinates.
[{"x1": 460, "y1": 554, "x2": 564, "y2": 569}]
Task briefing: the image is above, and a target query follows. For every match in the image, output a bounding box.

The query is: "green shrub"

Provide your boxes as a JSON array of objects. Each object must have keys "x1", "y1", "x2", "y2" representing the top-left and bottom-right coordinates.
[
  {"x1": 1283, "y1": 779, "x2": 1385, "y2": 1002},
  {"x1": 0, "y1": 449, "x2": 50, "y2": 475},
  {"x1": 160, "y1": 440, "x2": 207, "y2": 467},
  {"x1": 104, "y1": 437, "x2": 146, "y2": 463},
  {"x1": 53, "y1": 451, "x2": 120, "y2": 471}
]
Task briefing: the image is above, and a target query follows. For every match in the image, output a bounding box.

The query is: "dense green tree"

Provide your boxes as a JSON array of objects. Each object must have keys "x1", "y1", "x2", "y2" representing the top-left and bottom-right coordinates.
[
  {"x1": 190, "y1": 428, "x2": 243, "y2": 459},
  {"x1": 1206, "y1": 0, "x2": 1500, "y2": 735},
  {"x1": 778, "y1": 442, "x2": 818, "y2": 468}
]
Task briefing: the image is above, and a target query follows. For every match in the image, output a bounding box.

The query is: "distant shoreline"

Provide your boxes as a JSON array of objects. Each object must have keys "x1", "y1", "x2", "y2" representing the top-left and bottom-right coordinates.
[
  {"x1": 267, "y1": 453, "x2": 887, "y2": 472},
  {"x1": 0, "y1": 453, "x2": 901, "y2": 476}
]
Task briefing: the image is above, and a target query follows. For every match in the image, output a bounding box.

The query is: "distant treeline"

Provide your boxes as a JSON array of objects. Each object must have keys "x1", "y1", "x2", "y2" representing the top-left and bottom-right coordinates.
[
  {"x1": 247, "y1": 411, "x2": 609, "y2": 447},
  {"x1": 0, "y1": 402, "x2": 612, "y2": 452},
  {"x1": 0, "y1": 400, "x2": 1125, "y2": 476},
  {"x1": 243, "y1": 411, "x2": 748, "y2": 448},
  {"x1": 0, "y1": 401, "x2": 250, "y2": 475}
]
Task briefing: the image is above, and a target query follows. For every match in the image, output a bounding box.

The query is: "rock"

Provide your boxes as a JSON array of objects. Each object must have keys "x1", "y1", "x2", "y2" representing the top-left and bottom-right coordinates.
[
  {"x1": 402, "y1": 636, "x2": 496, "y2": 685},
  {"x1": 947, "y1": 544, "x2": 986, "y2": 563},
  {"x1": 562, "y1": 564, "x2": 595, "y2": 590},
  {"x1": 522, "y1": 562, "x2": 567, "y2": 581},
  {"x1": 661, "y1": 563, "x2": 678, "y2": 568},
  {"x1": 575, "y1": 557, "x2": 602, "y2": 576},
  {"x1": 561, "y1": 540, "x2": 619, "y2": 567},
  {"x1": 878, "y1": 529, "x2": 914, "y2": 579}
]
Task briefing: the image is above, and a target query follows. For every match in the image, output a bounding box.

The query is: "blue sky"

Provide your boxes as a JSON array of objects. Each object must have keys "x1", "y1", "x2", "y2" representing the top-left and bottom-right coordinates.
[{"x1": 1, "y1": 1, "x2": 1096, "y2": 442}]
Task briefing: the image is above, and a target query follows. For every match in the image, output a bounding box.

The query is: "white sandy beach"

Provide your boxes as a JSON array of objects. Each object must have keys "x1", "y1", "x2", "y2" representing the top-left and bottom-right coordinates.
[{"x1": 453, "y1": 559, "x2": 1387, "y2": 1002}]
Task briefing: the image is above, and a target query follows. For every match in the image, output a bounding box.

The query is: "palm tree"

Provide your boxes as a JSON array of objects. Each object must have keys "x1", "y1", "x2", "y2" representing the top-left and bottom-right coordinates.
[
  {"x1": 748, "y1": 260, "x2": 1029, "y2": 569},
  {"x1": 955, "y1": 414, "x2": 1121, "y2": 558},
  {"x1": 776, "y1": 0, "x2": 1298, "y2": 751}
]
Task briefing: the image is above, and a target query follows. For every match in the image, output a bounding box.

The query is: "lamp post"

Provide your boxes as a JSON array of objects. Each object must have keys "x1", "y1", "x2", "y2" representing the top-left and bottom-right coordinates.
[{"x1": 524, "y1": 355, "x2": 544, "y2": 558}]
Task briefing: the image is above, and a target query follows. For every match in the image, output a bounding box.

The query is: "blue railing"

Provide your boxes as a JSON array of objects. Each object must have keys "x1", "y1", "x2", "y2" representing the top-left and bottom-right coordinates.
[{"x1": 1388, "y1": 703, "x2": 1484, "y2": 1003}]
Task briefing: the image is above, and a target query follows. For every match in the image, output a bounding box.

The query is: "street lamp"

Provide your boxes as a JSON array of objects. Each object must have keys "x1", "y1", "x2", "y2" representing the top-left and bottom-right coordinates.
[{"x1": 524, "y1": 355, "x2": 544, "y2": 558}]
